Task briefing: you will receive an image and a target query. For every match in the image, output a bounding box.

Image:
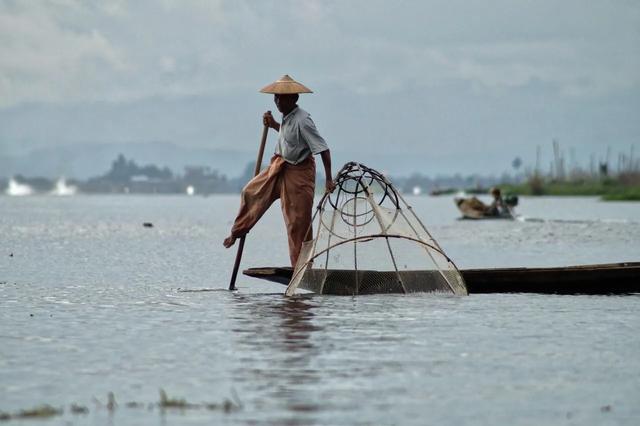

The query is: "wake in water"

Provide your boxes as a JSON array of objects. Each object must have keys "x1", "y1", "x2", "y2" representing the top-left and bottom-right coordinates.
[
  {"x1": 177, "y1": 288, "x2": 232, "y2": 293},
  {"x1": 516, "y1": 216, "x2": 639, "y2": 225},
  {"x1": 50, "y1": 178, "x2": 77, "y2": 196},
  {"x1": 5, "y1": 177, "x2": 77, "y2": 196},
  {"x1": 6, "y1": 178, "x2": 33, "y2": 196}
]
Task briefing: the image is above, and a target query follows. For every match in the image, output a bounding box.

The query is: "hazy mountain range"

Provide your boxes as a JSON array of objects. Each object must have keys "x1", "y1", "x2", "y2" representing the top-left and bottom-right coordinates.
[
  {"x1": 0, "y1": 141, "x2": 252, "y2": 179},
  {"x1": 1, "y1": 140, "x2": 491, "y2": 181}
]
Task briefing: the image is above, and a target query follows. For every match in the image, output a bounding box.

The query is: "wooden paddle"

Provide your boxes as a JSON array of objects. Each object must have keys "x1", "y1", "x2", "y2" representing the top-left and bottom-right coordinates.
[{"x1": 228, "y1": 120, "x2": 270, "y2": 290}]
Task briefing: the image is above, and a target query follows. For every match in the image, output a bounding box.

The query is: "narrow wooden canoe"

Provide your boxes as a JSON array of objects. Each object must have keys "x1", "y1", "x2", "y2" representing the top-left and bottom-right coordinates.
[{"x1": 243, "y1": 262, "x2": 640, "y2": 295}]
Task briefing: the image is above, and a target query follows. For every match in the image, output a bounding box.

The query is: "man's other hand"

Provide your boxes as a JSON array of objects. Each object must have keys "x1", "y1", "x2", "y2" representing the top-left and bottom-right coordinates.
[
  {"x1": 223, "y1": 235, "x2": 237, "y2": 248},
  {"x1": 325, "y1": 179, "x2": 336, "y2": 194}
]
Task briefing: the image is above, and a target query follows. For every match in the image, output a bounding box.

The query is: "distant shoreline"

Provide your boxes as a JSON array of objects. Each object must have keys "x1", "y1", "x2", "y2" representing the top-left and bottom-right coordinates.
[{"x1": 501, "y1": 178, "x2": 640, "y2": 201}]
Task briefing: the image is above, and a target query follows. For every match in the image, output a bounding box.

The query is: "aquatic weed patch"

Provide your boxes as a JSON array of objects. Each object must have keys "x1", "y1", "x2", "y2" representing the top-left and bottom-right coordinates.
[
  {"x1": 159, "y1": 388, "x2": 242, "y2": 413},
  {"x1": 0, "y1": 404, "x2": 62, "y2": 421},
  {"x1": 0, "y1": 389, "x2": 242, "y2": 422}
]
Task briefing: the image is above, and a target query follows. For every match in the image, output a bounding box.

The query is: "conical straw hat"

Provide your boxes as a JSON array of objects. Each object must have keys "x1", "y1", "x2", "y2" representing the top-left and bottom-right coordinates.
[{"x1": 259, "y1": 74, "x2": 313, "y2": 94}]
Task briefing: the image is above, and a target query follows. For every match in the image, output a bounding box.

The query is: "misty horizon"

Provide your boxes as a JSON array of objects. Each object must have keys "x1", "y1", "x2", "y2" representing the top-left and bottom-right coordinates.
[{"x1": 0, "y1": 136, "x2": 633, "y2": 182}]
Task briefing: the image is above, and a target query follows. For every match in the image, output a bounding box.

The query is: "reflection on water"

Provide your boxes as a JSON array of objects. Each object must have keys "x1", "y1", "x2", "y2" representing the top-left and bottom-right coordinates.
[
  {"x1": 232, "y1": 295, "x2": 321, "y2": 351},
  {"x1": 231, "y1": 295, "x2": 325, "y2": 420}
]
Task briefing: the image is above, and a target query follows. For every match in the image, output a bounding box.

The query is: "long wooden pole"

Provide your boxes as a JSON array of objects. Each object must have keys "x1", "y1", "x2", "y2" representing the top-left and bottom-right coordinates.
[{"x1": 228, "y1": 122, "x2": 270, "y2": 290}]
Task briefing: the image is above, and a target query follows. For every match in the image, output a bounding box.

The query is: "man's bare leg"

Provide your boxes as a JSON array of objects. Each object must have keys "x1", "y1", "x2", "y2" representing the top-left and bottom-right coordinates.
[
  {"x1": 223, "y1": 235, "x2": 237, "y2": 248},
  {"x1": 222, "y1": 157, "x2": 283, "y2": 251}
]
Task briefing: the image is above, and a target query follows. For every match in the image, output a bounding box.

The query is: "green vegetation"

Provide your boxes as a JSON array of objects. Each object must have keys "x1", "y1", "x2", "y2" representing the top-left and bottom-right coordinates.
[
  {"x1": 17, "y1": 405, "x2": 62, "y2": 419},
  {"x1": 0, "y1": 404, "x2": 63, "y2": 421},
  {"x1": 501, "y1": 173, "x2": 640, "y2": 201},
  {"x1": 0, "y1": 390, "x2": 241, "y2": 422},
  {"x1": 495, "y1": 141, "x2": 640, "y2": 201},
  {"x1": 159, "y1": 388, "x2": 197, "y2": 409},
  {"x1": 159, "y1": 389, "x2": 240, "y2": 413},
  {"x1": 601, "y1": 188, "x2": 640, "y2": 201}
]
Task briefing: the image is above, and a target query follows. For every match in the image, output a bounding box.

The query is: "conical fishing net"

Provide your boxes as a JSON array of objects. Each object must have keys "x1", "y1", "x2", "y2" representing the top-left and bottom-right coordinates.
[{"x1": 285, "y1": 162, "x2": 467, "y2": 296}]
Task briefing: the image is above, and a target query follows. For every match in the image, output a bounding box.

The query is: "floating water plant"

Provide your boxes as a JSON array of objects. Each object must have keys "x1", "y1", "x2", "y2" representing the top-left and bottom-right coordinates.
[
  {"x1": 16, "y1": 404, "x2": 62, "y2": 419},
  {"x1": 70, "y1": 403, "x2": 88, "y2": 414},
  {"x1": 0, "y1": 389, "x2": 241, "y2": 422},
  {"x1": 204, "y1": 400, "x2": 237, "y2": 413},
  {"x1": 159, "y1": 388, "x2": 197, "y2": 409},
  {"x1": 158, "y1": 389, "x2": 241, "y2": 413}
]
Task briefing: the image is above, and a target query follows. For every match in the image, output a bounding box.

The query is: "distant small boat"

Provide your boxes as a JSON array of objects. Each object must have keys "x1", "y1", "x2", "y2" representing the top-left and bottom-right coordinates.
[
  {"x1": 455, "y1": 196, "x2": 515, "y2": 220},
  {"x1": 243, "y1": 262, "x2": 640, "y2": 295}
]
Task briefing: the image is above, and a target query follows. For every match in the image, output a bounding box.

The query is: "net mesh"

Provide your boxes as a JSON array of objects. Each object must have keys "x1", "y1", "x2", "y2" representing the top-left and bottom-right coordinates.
[{"x1": 285, "y1": 162, "x2": 467, "y2": 296}]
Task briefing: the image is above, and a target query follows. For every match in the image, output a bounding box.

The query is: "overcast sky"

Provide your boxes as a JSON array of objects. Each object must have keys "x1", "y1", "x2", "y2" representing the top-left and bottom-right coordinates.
[{"x1": 1, "y1": 0, "x2": 639, "y2": 176}]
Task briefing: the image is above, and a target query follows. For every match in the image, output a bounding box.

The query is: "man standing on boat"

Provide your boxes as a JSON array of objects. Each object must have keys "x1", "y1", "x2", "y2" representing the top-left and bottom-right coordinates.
[{"x1": 223, "y1": 75, "x2": 335, "y2": 267}]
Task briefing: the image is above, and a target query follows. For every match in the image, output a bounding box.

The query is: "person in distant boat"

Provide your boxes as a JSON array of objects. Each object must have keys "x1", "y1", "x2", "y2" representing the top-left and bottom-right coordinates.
[
  {"x1": 486, "y1": 187, "x2": 509, "y2": 216},
  {"x1": 223, "y1": 75, "x2": 336, "y2": 267}
]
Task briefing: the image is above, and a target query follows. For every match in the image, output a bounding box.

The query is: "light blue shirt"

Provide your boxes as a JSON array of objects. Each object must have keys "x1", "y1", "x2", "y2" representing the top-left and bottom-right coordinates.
[{"x1": 275, "y1": 107, "x2": 329, "y2": 164}]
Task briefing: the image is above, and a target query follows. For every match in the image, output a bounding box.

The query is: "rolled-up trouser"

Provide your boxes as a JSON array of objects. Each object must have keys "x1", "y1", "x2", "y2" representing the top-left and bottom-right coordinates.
[{"x1": 230, "y1": 154, "x2": 315, "y2": 267}]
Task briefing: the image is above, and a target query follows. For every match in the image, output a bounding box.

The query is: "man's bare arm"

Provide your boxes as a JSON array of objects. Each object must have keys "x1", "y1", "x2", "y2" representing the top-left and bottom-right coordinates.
[{"x1": 320, "y1": 149, "x2": 336, "y2": 193}]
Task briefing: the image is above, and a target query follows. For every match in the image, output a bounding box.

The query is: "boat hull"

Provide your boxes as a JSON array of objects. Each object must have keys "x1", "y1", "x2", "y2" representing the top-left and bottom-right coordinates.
[{"x1": 243, "y1": 262, "x2": 640, "y2": 295}]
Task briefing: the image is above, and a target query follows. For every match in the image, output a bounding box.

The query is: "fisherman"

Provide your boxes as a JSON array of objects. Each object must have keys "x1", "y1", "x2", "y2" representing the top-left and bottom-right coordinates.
[
  {"x1": 486, "y1": 187, "x2": 509, "y2": 216},
  {"x1": 223, "y1": 75, "x2": 336, "y2": 267}
]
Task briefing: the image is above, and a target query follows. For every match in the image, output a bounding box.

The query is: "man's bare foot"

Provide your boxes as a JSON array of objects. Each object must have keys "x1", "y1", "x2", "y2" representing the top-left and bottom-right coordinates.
[{"x1": 223, "y1": 235, "x2": 237, "y2": 248}]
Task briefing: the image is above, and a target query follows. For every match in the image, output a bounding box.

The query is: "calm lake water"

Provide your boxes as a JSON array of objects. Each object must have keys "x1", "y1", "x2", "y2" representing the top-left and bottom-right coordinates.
[{"x1": 1, "y1": 195, "x2": 639, "y2": 425}]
